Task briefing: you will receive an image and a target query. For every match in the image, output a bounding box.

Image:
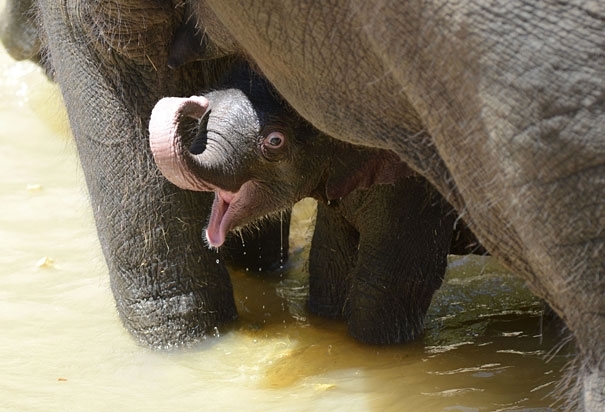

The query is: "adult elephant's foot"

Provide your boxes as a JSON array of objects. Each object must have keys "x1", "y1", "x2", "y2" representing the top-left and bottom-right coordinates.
[
  {"x1": 107, "y1": 216, "x2": 238, "y2": 349},
  {"x1": 114, "y1": 269, "x2": 237, "y2": 348}
]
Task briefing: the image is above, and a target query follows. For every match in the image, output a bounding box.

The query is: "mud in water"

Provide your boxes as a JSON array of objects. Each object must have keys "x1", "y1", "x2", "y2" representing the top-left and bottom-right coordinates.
[{"x1": 0, "y1": 42, "x2": 572, "y2": 412}]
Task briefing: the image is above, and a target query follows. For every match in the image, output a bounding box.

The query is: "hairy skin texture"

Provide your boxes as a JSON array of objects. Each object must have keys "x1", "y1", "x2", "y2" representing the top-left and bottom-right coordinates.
[
  {"x1": 194, "y1": 1, "x2": 605, "y2": 409},
  {"x1": 5, "y1": 0, "x2": 290, "y2": 348}
]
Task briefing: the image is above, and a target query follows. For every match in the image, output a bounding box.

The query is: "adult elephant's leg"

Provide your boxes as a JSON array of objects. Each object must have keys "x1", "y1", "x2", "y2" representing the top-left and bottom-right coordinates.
[
  {"x1": 36, "y1": 1, "x2": 239, "y2": 347},
  {"x1": 308, "y1": 202, "x2": 359, "y2": 318},
  {"x1": 357, "y1": 3, "x2": 605, "y2": 406},
  {"x1": 347, "y1": 177, "x2": 454, "y2": 344}
]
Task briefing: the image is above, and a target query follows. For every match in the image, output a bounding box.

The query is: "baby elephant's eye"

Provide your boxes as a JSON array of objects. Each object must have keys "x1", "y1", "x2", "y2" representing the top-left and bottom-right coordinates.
[{"x1": 264, "y1": 131, "x2": 285, "y2": 148}]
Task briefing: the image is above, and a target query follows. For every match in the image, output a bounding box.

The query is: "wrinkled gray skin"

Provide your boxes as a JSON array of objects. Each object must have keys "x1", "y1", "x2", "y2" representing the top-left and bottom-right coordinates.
[
  {"x1": 0, "y1": 0, "x2": 293, "y2": 348},
  {"x1": 4, "y1": 0, "x2": 602, "y2": 408},
  {"x1": 149, "y1": 65, "x2": 457, "y2": 344},
  {"x1": 193, "y1": 2, "x2": 604, "y2": 410}
]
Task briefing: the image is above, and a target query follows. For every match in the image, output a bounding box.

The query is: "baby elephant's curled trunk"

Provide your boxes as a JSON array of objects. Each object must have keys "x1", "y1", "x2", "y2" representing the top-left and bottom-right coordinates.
[{"x1": 149, "y1": 96, "x2": 220, "y2": 192}]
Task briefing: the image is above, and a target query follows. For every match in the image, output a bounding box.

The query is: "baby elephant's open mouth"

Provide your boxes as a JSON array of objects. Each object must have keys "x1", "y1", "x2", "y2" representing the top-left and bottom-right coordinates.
[{"x1": 205, "y1": 189, "x2": 236, "y2": 247}]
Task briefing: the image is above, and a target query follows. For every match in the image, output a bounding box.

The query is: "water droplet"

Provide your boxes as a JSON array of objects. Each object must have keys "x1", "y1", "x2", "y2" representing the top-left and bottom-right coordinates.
[
  {"x1": 258, "y1": 267, "x2": 262, "y2": 272},
  {"x1": 216, "y1": 259, "x2": 220, "y2": 264}
]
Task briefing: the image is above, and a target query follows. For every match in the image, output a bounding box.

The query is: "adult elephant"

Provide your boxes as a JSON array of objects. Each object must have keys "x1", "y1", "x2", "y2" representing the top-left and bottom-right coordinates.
[
  {"x1": 1, "y1": 1, "x2": 292, "y2": 348},
  {"x1": 4, "y1": 1, "x2": 602, "y2": 409},
  {"x1": 190, "y1": 1, "x2": 604, "y2": 410}
]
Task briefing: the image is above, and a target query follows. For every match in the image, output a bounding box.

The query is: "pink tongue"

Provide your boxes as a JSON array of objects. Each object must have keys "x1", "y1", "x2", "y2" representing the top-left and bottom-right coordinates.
[{"x1": 205, "y1": 191, "x2": 234, "y2": 247}]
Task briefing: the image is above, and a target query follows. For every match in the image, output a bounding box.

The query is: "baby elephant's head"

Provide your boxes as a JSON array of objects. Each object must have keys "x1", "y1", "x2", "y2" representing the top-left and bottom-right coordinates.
[{"x1": 149, "y1": 67, "x2": 409, "y2": 247}]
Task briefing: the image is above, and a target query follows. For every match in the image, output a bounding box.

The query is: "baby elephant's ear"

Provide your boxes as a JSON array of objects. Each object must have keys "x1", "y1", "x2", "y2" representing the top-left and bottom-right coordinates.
[{"x1": 325, "y1": 145, "x2": 413, "y2": 200}]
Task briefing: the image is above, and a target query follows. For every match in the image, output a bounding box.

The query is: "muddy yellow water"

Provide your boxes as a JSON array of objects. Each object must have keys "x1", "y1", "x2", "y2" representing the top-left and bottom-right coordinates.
[{"x1": 0, "y1": 44, "x2": 570, "y2": 411}]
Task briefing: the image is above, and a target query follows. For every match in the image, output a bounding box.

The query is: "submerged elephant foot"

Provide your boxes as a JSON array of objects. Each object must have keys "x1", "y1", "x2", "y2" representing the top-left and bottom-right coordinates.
[
  {"x1": 345, "y1": 275, "x2": 438, "y2": 345},
  {"x1": 310, "y1": 273, "x2": 438, "y2": 345},
  {"x1": 109, "y1": 233, "x2": 239, "y2": 348},
  {"x1": 117, "y1": 288, "x2": 238, "y2": 348}
]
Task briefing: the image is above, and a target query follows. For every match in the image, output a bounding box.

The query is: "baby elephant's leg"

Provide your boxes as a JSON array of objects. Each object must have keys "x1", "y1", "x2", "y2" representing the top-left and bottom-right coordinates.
[
  {"x1": 308, "y1": 202, "x2": 359, "y2": 318},
  {"x1": 347, "y1": 177, "x2": 454, "y2": 344}
]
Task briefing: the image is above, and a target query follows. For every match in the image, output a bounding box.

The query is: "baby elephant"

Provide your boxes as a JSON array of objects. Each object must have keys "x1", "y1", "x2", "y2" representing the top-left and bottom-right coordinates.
[{"x1": 149, "y1": 66, "x2": 455, "y2": 344}]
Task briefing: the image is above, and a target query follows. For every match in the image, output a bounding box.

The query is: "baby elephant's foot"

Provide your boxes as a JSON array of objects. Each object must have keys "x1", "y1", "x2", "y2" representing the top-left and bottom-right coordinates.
[
  {"x1": 344, "y1": 276, "x2": 438, "y2": 344},
  {"x1": 346, "y1": 298, "x2": 427, "y2": 345}
]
